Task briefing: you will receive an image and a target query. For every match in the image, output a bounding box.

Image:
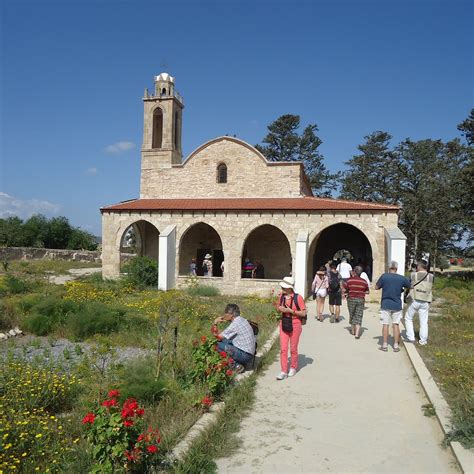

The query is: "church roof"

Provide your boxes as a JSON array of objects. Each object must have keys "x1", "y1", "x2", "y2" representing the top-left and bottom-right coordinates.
[{"x1": 101, "y1": 197, "x2": 399, "y2": 212}]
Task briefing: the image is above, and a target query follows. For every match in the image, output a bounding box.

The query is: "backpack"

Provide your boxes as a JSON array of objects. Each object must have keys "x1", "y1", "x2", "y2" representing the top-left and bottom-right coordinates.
[{"x1": 328, "y1": 273, "x2": 340, "y2": 293}]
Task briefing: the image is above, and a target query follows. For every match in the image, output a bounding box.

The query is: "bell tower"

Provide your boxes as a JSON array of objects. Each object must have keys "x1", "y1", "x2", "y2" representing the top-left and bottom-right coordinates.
[{"x1": 141, "y1": 73, "x2": 184, "y2": 173}]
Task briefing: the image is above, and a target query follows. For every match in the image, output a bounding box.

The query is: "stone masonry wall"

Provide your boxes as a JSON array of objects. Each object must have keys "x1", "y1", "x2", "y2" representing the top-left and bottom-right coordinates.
[
  {"x1": 102, "y1": 209, "x2": 399, "y2": 299},
  {"x1": 0, "y1": 247, "x2": 101, "y2": 262},
  {"x1": 140, "y1": 137, "x2": 308, "y2": 199}
]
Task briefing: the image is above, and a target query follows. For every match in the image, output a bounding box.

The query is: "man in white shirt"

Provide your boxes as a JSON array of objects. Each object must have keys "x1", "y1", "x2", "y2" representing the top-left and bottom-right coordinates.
[{"x1": 337, "y1": 257, "x2": 352, "y2": 281}]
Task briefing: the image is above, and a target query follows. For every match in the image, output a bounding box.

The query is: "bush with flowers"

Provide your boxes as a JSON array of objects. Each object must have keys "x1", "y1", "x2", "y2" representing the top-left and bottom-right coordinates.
[
  {"x1": 82, "y1": 390, "x2": 161, "y2": 472},
  {"x1": 191, "y1": 335, "x2": 235, "y2": 397}
]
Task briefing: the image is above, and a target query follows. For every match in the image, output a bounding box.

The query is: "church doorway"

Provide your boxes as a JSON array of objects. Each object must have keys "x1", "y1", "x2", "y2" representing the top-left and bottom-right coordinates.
[
  {"x1": 242, "y1": 224, "x2": 291, "y2": 280},
  {"x1": 179, "y1": 223, "x2": 224, "y2": 277},
  {"x1": 308, "y1": 224, "x2": 373, "y2": 282},
  {"x1": 119, "y1": 220, "x2": 159, "y2": 272}
]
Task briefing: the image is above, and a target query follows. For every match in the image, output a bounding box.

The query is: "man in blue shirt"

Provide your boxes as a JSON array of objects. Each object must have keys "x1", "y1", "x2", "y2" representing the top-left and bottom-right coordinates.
[{"x1": 375, "y1": 261, "x2": 411, "y2": 352}]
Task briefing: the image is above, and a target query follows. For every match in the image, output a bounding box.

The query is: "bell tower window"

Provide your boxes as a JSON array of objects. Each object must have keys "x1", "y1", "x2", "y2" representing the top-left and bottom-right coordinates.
[
  {"x1": 152, "y1": 108, "x2": 163, "y2": 148},
  {"x1": 217, "y1": 163, "x2": 227, "y2": 183},
  {"x1": 174, "y1": 111, "x2": 179, "y2": 148}
]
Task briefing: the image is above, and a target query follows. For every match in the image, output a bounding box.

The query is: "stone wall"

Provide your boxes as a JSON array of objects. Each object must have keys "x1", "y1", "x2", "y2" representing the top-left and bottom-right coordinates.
[
  {"x1": 0, "y1": 247, "x2": 101, "y2": 263},
  {"x1": 102, "y1": 208, "x2": 399, "y2": 298},
  {"x1": 140, "y1": 137, "x2": 311, "y2": 199}
]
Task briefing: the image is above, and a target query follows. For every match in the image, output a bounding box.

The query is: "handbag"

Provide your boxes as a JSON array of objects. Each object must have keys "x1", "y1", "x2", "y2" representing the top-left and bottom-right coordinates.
[
  {"x1": 281, "y1": 315, "x2": 293, "y2": 333},
  {"x1": 312, "y1": 275, "x2": 326, "y2": 300}
]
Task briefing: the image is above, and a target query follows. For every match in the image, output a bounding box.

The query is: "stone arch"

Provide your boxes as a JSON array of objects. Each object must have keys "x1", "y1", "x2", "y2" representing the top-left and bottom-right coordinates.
[
  {"x1": 118, "y1": 220, "x2": 160, "y2": 271},
  {"x1": 179, "y1": 222, "x2": 224, "y2": 277},
  {"x1": 241, "y1": 224, "x2": 292, "y2": 280},
  {"x1": 308, "y1": 223, "x2": 374, "y2": 282},
  {"x1": 152, "y1": 107, "x2": 163, "y2": 148}
]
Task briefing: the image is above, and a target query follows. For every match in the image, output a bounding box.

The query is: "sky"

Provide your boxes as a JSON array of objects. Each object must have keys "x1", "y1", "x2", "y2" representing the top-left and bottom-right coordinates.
[{"x1": 1, "y1": 0, "x2": 473, "y2": 236}]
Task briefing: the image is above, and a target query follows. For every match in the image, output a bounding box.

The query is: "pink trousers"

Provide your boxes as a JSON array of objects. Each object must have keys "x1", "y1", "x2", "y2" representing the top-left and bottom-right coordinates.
[{"x1": 279, "y1": 319, "x2": 302, "y2": 373}]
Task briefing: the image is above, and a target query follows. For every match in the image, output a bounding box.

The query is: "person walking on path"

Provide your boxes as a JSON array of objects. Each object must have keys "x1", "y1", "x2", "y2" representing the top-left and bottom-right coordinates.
[
  {"x1": 327, "y1": 263, "x2": 343, "y2": 323},
  {"x1": 405, "y1": 261, "x2": 434, "y2": 345},
  {"x1": 375, "y1": 261, "x2": 411, "y2": 352},
  {"x1": 275, "y1": 276, "x2": 306, "y2": 380},
  {"x1": 343, "y1": 266, "x2": 369, "y2": 338},
  {"x1": 311, "y1": 266, "x2": 328, "y2": 322},
  {"x1": 337, "y1": 257, "x2": 352, "y2": 282}
]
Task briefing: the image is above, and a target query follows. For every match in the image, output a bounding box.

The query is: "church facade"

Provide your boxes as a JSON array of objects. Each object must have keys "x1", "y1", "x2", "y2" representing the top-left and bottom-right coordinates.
[{"x1": 101, "y1": 73, "x2": 406, "y2": 297}]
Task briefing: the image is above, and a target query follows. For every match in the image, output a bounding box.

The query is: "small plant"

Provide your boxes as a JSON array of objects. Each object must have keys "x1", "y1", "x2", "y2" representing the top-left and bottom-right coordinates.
[
  {"x1": 186, "y1": 285, "x2": 220, "y2": 297},
  {"x1": 82, "y1": 390, "x2": 161, "y2": 472},
  {"x1": 422, "y1": 403, "x2": 436, "y2": 417},
  {"x1": 191, "y1": 335, "x2": 235, "y2": 397},
  {"x1": 122, "y1": 256, "x2": 158, "y2": 288}
]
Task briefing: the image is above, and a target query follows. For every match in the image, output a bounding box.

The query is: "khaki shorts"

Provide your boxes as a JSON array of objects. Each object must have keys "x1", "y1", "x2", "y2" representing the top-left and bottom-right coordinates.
[{"x1": 380, "y1": 309, "x2": 403, "y2": 325}]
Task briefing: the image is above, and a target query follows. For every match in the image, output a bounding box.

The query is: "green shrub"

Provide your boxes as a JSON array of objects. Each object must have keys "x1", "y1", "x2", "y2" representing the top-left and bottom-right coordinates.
[
  {"x1": 116, "y1": 358, "x2": 167, "y2": 404},
  {"x1": 0, "y1": 299, "x2": 18, "y2": 330},
  {"x1": 0, "y1": 274, "x2": 30, "y2": 295},
  {"x1": 122, "y1": 256, "x2": 158, "y2": 288},
  {"x1": 186, "y1": 285, "x2": 220, "y2": 297}
]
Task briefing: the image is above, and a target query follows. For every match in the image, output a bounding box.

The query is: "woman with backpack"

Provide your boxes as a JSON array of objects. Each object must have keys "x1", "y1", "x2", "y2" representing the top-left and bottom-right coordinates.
[
  {"x1": 311, "y1": 266, "x2": 328, "y2": 322},
  {"x1": 275, "y1": 276, "x2": 307, "y2": 380},
  {"x1": 327, "y1": 263, "x2": 343, "y2": 323}
]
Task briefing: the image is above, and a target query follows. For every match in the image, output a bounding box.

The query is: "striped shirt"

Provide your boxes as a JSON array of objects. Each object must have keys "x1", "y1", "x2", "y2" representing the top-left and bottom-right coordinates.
[
  {"x1": 344, "y1": 276, "x2": 369, "y2": 299},
  {"x1": 220, "y1": 316, "x2": 256, "y2": 355}
]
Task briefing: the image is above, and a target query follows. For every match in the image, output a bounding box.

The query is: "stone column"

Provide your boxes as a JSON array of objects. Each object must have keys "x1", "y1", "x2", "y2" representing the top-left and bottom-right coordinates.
[
  {"x1": 384, "y1": 227, "x2": 407, "y2": 275},
  {"x1": 159, "y1": 225, "x2": 176, "y2": 291},
  {"x1": 294, "y1": 231, "x2": 309, "y2": 296},
  {"x1": 101, "y1": 213, "x2": 121, "y2": 279}
]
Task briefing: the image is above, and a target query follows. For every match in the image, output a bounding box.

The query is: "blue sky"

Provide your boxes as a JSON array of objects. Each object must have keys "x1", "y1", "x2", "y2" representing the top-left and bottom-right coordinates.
[{"x1": 1, "y1": 0, "x2": 472, "y2": 235}]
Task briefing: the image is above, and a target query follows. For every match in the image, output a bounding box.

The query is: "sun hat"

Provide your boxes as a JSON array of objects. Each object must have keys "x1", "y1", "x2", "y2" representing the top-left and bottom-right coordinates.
[
  {"x1": 280, "y1": 276, "x2": 295, "y2": 289},
  {"x1": 204, "y1": 253, "x2": 212, "y2": 259}
]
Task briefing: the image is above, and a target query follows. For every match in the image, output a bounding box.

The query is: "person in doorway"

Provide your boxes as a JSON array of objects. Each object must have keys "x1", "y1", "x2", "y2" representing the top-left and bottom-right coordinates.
[
  {"x1": 343, "y1": 266, "x2": 370, "y2": 338},
  {"x1": 202, "y1": 254, "x2": 213, "y2": 277},
  {"x1": 242, "y1": 257, "x2": 254, "y2": 278},
  {"x1": 405, "y1": 261, "x2": 434, "y2": 345},
  {"x1": 375, "y1": 261, "x2": 411, "y2": 352},
  {"x1": 327, "y1": 263, "x2": 343, "y2": 323},
  {"x1": 311, "y1": 266, "x2": 328, "y2": 322},
  {"x1": 337, "y1": 257, "x2": 352, "y2": 282},
  {"x1": 275, "y1": 277, "x2": 306, "y2": 380},
  {"x1": 253, "y1": 259, "x2": 265, "y2": 278},
  {"x1": 212, "y1": 303, "x2": 256, "y2": 373},
  {"x1": 189, "y1": 258, "x2": 197, "y2": 276},
  {"x1": 220, "y1": 260, "x2": 225, "y2": 275}
]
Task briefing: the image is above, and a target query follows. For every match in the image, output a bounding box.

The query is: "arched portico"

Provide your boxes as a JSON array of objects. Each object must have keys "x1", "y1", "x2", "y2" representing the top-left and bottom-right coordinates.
[
  {"x1": 179, "y1": 222, "x2": 224, "y2": 277},
  {"x1": 241, "y1": 224, "x2": 292, "y2": 280},
  {"x1": 119, "y1": 220, "x2": 160, "y2": 271},
  {"x1": 308, "y1": 223, "x2": 373, "y2": 282}
]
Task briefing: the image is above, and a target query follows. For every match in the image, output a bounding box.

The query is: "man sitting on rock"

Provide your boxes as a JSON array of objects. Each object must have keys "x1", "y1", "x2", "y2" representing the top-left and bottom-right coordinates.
[{"x1": 212, "y1": 303, "x2": 256, "y2": 373}]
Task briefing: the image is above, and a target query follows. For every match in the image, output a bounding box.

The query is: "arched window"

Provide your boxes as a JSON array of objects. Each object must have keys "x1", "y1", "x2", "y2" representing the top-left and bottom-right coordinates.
[
  {"x1": 152, "y1": 108, "x2": 163, "y2": 148},
  {"x1": 174, "y1": 111, "x2": 179, "y2": 148},
  {"x1": 217, "y1": 163, "x2": 227, "y2": 183}
]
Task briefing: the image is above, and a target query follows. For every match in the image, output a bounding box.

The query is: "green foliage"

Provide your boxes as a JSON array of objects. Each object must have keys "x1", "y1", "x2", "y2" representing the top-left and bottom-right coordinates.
[
  {"x1": 0, "y1": 213, "x2": 98, "y2": 250},
  {"x1": 116, "y1": 358, "x2": 167, "y2": 404},
  {"x1": 123, "y1": 256, "x2": 158, "y2": 288},
  {"x1": 255, "y1": 114, "x2": 336, "y2": 197},
  {"x1": 186, "y1": 284, "x2": 220, "y2": 297},
  {"x1": 457, "y1": 108, "x2": 474, "y2": 146},
  {"x1": 0, "y1": 274, "x2": 30, "y2": 295}
]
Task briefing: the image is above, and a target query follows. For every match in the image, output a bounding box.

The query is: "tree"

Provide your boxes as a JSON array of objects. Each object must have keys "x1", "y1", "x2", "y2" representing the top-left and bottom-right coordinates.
[
  {"x1": 340, "y1": 131, "x2": 398, "y2": 203},
  {"x1": 0, "y1": 217, "x2": 24, "y2": 247},
  {"x1": 256, "y1": 114, "x2": 335, "y2": 196},
  {"x1": 68, "y1": 229, "x2": 98, "y2": 251},
  {"x1": 45, "y1": 216, "x2": 72, "y2": 249},
  {"x1": 21, "y1": 214, "x2": 49, "y2": 247},
  {"x1": 457, "y1": 108, "x2": 474, "y2": 146}
]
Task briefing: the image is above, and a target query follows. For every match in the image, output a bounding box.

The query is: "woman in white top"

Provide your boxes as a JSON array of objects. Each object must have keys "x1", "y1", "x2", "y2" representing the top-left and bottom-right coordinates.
[{"x1": 311, "y1": 266, "x2": 329, "y2": 322}]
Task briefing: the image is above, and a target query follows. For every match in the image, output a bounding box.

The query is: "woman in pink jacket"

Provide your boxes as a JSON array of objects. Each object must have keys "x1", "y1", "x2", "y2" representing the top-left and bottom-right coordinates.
[{"x1": 311, "y1": 266, "x2": 329, "y2": 322}]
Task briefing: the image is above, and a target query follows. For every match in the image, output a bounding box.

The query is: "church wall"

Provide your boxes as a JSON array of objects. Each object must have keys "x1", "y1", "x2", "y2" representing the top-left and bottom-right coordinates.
[
  {"x1": 140, "y1": 138, "x2": 306, "y2": 199},
  {"x1": 102, "y1": 209, "x2": 398, "y2": 299}
]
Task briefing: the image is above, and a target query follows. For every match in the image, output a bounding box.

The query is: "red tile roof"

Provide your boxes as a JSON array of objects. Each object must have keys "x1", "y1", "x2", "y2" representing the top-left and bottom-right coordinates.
[{"x1": 101, "y1": 197, "x2": 398, "y2": 212}]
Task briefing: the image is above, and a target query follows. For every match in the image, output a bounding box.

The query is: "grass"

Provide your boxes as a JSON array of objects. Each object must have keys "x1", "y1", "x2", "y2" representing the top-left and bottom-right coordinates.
[
  {"x1": 0, "y1": 259, "x2": 101, "y2": 277},
  {"x1": 413, "y1": 274, "x2": 474, "y2": 448}
]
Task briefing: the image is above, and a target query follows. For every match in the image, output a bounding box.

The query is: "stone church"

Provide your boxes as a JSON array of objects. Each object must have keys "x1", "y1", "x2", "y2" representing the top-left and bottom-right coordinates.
[{"x1": 101, "y1": 73, "x2": 406, "y2": 297}]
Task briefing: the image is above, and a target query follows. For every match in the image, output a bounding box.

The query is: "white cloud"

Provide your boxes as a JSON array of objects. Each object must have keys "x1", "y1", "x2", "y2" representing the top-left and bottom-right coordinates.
[
  {"x1": 105, "y1": 141, "x2": 136, "y2": 154},
  {"x1": 0, "y1": 192, "x2": 61, "y2": 219},
  {"x1": 85, "y1": 167, "x2": 99, "y2": 175}
]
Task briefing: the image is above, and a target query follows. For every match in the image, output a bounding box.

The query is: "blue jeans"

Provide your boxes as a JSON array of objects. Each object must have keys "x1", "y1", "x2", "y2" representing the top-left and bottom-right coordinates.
[{"x1": 217, "y1": 338, "x2": 253, "y2": 366}]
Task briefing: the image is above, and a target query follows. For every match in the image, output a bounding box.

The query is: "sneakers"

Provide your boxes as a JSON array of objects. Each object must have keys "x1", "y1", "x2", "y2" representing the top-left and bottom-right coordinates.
[
  {"x1": 276, "y1": 372, "x2": 288, "y2": 380},
  {"x1": 288, "y1": 368, "x2": 297, "y2": 377},
  {"x1": 330, "y1": 314, "x2": 335, "y2": 323},
  {"x1": 418, "y1": 340, "x2": 428, "y2": 346},
  {"x1": 232, "y1": 362, "x2": 245, "y2": 374}
]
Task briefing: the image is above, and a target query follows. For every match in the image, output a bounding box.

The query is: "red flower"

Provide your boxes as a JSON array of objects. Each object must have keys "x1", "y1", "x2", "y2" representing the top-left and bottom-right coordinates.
[
  {"x1": 219, "y1": 351, "x2": 227, "y2": 358},
  {"x1": 201, "y1": 335, "x2": 207, "y2": 343},
  {"x1": 222, "y1": 359, "x2": 229, "y2": 366},
  {"x1": 226, "y1": 369, "x2": 234, "y2": 376},
  {"x1": 125, "y1": 450, "x2": 134, "y2": 461},
  {"x1": 137, "y1": 434, "x2": 144, "y2": 442},
  {"x1": 108, "y1": 389, "x2": 120, "y2": 398},
  {"x1": 147, "y1": 445, "x2": 158, "y2": 454},
  {"x1": 102, "y1": 398, "x2": 118, "y2": 408},
  {"x1": 136, "y1": 408, "x2": 144, "y2": 417},
  {"x1": 201, "y1": 395, "x2": 213, "y2": 407},
  {"x1": 82, "y1": 412, "x2": 95, "y2": 424},
  {"x1": 124, "y1": 419, "x2": 134, "y2": 427},
  {"x1": 123, "y1": 398, "x2": 138, "y2": 411},
  {"x1": 228, "y1": 357, "x2": 234, "y2": 364}
]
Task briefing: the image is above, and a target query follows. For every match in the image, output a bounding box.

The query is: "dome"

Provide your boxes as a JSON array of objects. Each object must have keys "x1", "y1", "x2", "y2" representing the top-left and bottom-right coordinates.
[{"x1": 154, "y1": 72, "x2": 175, "y2": 83}]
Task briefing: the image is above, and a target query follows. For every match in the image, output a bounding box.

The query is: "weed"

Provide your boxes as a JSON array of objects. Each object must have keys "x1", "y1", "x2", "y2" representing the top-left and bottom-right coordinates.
[{"x1": 422, "y1": 403, "x2": 436, "y2": 417}]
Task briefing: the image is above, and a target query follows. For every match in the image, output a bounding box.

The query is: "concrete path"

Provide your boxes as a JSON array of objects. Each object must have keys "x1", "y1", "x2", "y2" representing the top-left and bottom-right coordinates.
[{"x1": 216, "y1": 301, "x2": 458, "y2": 473}]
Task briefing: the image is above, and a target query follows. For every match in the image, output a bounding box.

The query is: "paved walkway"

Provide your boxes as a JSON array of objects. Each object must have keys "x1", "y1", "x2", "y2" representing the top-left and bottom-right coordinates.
[{"x1": 216, "y1": 300, "x2": 458, "y2": 473}]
